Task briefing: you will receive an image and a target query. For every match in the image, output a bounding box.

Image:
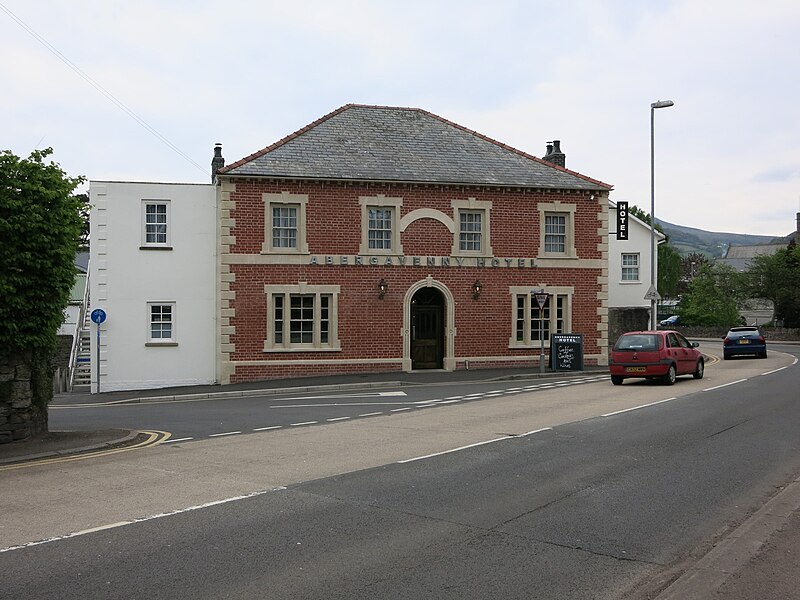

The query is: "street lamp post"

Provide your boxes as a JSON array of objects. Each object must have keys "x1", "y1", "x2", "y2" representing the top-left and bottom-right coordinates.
[{"x1": 650, "y1": 99, "x2": 674, "y2": 329}]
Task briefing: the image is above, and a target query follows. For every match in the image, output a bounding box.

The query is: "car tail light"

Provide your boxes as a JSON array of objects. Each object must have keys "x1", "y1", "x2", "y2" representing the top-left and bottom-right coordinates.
[
  {"x1": 758, "y1": 336, "x2": 765, "y2": 343},
  {"x1": 723, "y1": 337, "x2": 730, "y2": 345}
]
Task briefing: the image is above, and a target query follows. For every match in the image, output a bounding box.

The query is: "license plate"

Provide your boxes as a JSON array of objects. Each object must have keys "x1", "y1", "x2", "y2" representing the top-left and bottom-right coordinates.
[
  {"x1": 738, "y1": 339, "x2": 750, "y2": 344},
  {"x1": 626, "y1": 367, "x2": 647, "y2": 373}
]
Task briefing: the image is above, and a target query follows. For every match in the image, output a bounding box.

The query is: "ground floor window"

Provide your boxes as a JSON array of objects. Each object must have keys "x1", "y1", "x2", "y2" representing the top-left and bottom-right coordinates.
[
  {"x1": 509, "y1": 286, "x2": 573, "y2": 347},
  {"x1": 147, "y1": 302, "x2": 176, "y2": 344},
  {"x1": 264, "y1": 284, "x2": 340, "y2": 351}
]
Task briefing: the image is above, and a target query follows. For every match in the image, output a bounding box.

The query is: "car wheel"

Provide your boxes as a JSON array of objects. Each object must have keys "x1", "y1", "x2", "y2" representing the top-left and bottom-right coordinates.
[
  {"x1": 662, "y1": 364, "x2": 676, "y2": 386},
  {"x1": 760, "y1": 351, "x2": 768, "y2": 358},
  {"x1": 611, "y1": 375, "x2": 623, "y2": 386},
  {"x1": 723, "y1": 353, "x2": 730, "y2": 360},
  {"x1": 693, "y1": 359, "x2": 704, "y2": 379}
]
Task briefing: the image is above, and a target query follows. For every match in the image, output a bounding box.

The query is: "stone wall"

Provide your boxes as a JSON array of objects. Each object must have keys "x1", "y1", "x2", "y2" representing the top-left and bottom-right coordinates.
[{"x1": 0, "y1": 351, "x2": 47, "y2": 444}]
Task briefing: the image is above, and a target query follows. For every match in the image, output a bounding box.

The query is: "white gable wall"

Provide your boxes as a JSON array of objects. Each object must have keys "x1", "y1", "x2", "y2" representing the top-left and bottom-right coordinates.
[
  {"x1": 608, "y1": 202, "x2": 664, "y2": 309},
  {"x1": 89, "y1": 181, "x2": 216, "y2": 392}
]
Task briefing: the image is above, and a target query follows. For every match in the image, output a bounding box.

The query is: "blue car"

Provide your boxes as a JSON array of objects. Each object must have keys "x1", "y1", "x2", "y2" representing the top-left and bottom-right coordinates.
[
  {"x1": 659, "y1": 315, "x2": 680, "y2": 327},
  {"x1": 722, "y1": 326, "x2": 767, "y2": 359}
]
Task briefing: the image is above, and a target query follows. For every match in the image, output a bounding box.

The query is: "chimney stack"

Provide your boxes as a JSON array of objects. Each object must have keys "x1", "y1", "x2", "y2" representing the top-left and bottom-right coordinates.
[
  {"x1": 211, "y1": 143, "x2": 225, "y2": 183},
  {"x1": 542, "y1": 140, "x2": 565, "y2": 168}
]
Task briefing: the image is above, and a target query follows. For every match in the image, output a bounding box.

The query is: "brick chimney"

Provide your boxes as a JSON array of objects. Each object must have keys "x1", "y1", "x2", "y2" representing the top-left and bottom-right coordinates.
[
  {"x1": 211, "y1": 143, "x2": 224, "y2": 182},
  {"x1": 542, "y1": 140, "x2": 565, "y2": 168}
]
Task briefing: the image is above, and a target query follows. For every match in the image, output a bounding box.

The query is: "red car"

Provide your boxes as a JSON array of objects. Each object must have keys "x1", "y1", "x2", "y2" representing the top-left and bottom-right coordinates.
[{"x1": 609, "y1": 330, "x2": 704, "y2": 386}]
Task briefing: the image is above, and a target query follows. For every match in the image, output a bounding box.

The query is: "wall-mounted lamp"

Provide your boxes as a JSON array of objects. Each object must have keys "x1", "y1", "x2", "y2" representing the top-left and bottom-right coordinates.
[
  {"x1": 378, "y1": 278, "x2": 388, "y2": 299},
  {"x1": 472, "y1": 280, "x2": 482, "y2": 300}
]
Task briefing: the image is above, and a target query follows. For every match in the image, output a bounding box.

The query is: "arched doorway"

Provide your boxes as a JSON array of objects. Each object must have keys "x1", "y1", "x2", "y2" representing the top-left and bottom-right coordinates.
[{"x1": 411, "y1": 287, "x2": 445, "y2": 369}]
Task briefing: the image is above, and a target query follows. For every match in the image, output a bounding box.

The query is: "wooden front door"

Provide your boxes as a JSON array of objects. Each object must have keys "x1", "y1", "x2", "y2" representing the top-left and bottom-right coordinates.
[{"x1": 411, "y1": 288, "x2": 444, "y2": 369}]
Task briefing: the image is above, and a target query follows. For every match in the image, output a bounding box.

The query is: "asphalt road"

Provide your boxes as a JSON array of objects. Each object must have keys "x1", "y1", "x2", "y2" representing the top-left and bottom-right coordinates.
[{"x1": 2, "y1": 344, "x2": 799, "y2": 598}]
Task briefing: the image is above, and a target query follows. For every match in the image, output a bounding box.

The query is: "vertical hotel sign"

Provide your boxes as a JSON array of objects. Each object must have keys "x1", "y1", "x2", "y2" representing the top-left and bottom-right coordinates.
[{"x1": 616, "y1": 201, "x2": 629, "y2": 240}]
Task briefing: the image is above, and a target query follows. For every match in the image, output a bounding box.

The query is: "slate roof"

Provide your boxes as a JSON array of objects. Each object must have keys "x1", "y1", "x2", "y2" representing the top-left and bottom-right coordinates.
[{"x1": 220, "y1": 104, "x2": 611, "y2": 191}]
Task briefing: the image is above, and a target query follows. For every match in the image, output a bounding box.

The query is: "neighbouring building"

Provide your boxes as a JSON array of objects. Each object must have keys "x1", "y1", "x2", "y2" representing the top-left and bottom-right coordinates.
[
  {"x1": 88, "y1": 104, "x2": 616, "y2": 391},
  {"x1": 607, "y1": 200, "x2": 665, "y2": 342},
  {"x1": 88, "y1": 181, "x2": 216, "y2": 392}
]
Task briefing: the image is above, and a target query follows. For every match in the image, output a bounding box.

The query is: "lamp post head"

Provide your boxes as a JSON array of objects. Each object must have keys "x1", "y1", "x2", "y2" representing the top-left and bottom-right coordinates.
[{"x1": 651, "y1": 100, "x2": 674, "y2": 109}]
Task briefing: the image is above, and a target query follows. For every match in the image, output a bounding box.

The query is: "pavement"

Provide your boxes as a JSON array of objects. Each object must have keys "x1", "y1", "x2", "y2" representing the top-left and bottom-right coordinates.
[{"x1": 2, "y1": 361, "x2": 800, "y2": 599}]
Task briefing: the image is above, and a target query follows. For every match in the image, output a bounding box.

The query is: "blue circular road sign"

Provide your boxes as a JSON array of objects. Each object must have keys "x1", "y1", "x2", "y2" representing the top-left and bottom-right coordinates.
[{"x1": 90, "y1": 308, "x2": 107, "y2": 324}]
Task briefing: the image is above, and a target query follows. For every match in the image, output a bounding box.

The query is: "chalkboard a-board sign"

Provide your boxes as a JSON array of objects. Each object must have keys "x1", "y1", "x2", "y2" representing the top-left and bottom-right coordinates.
[{"x1": 550, "y1": 333, "x2": 584, "y2": 371}]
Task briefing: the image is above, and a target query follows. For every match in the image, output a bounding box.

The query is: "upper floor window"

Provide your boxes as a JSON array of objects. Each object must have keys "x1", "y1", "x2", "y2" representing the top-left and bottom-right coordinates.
[
  {"x1": 452, "y1": 198, "x2": 493, "y2": 257},
  {"x1": 141, "y1": 200, "x2": 171, "y2": 249},
  {"x1": 537, "y1": 202, "x2": 577, "y2": 258},
  {"x1": 622, "y1": 253, "x2": 640, "y2": 281},
  {"x1": 262, "y1": 192, "x2": 309, "y2": 254},
  {"x1": 359, "y1": 196, "x2": 403, "y2": 255}
]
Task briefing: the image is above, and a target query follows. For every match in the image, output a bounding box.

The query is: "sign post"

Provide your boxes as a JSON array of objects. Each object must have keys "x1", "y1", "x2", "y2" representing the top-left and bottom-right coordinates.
[
  {"x1": 532, "y1": 290, "x2": 550, "y2": 374},
  {"x1": 90, "y1": 308, "x2": 107, "y2": 393}
]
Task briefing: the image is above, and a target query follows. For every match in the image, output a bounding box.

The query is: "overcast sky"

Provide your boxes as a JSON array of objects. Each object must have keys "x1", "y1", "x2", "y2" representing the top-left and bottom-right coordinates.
[{"x1": 3, "y1": 0, "x2": 799, "y2": 236}]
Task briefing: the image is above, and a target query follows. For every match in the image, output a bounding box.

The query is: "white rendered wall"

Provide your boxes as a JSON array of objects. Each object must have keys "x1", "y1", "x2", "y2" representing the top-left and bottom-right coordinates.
[
  {"x1": 89, "y1": 181, "x2": 216, "y2": 392},
  {"x1": 608, "y1": 205, "x2": 664, "y2": 309}
]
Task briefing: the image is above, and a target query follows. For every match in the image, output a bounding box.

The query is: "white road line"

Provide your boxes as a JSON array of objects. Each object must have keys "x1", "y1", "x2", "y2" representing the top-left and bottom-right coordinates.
[
  {"x1": 163, "y1": 437, "x2": 193, "y2": 443},
  {"x1": 274, "y1": 402, "x2": 415, "y2": 408},
  {"x1": 761, "y1": 367, "x2": 787, "y2": 376},
  {"x1": 0, "y1": 487, "x2": 286, "y2": 554},
  {"x1": 444, "y1": 396, "x2": 464, "y2": 400},
  {"x1": 391, "y1": 407, "x2": 412, "y2": 412},
  {"x1": 253, "y1": 425, "x2": 282, "y2": 431},
  {"x1": 326, "y1": 417, "x2": 350, "y2": 422},
  {"x1": 209, "y1": 431, "x2": 241, "y2": 437},
  {"x1": 290, "y1": 421, "x2": 318, "y2": 426},
  {"x1": 359, "y1": 412, "x2": 383, "y2": 417},
  {"x1": 398, "y1": 437, "x2": 511, "y2": 464},
  {"x1": 704, "y1": 379, "x2": 747, "y2": 391},
  {"x1": 602, "y1": 398, "x2": 676, "y2": 417},
  {"x1": 521, "y1": 427, "x2": 553, "y2": 437}
]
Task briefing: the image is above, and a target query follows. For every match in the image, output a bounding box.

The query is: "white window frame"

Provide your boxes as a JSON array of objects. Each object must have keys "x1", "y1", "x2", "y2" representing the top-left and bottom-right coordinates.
[
  {"x1": 621, "y1": 253, "x2": 640, "y2": 282},
  {"x1": 537, "y1": 202, "x2": 577, "y2": 258},
  {"x1": 264, "y1": 283, "x2": 341, "y2": 352},
  {"x1": 141, "y1": 200, "x2": 171, "y2": 248},
  {"x1": 359, "y1": 196, "x2": 403, "y2": 255},
  {"x1": 452, "y1": 198, "x2": 493, "y2": 257},
  {"x1": 508, "y1": 286, "x2": 573, "y2": 348},
  {"x1": 262, "y1": 192, "x2": 309, "y2": 254},
  {"x1": 146, "y1": 302, "x2": 177, "y2": 346}
]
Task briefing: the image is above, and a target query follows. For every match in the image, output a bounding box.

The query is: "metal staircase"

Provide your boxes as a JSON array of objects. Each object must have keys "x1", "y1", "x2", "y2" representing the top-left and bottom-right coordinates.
[{"x1": 71, "y1": 308, "x2": 92, "y2": 391}]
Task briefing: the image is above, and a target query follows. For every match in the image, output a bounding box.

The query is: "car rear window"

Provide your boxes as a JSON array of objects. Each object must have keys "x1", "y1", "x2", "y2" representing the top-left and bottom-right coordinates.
[{"x1": 615, "y1": 334, "x2": 660, "y2": 351}]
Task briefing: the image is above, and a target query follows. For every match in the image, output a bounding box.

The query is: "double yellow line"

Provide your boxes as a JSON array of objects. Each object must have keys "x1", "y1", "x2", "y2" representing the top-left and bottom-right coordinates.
[{"x1": 0, "y1": 430, "x2": 170, "y2": 472}]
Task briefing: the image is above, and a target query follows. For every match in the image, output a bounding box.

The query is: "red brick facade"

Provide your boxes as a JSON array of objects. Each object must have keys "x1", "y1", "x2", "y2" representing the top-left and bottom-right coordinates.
[{"x1": 217, "y1": 178, "x2": 609, "y2": 383}]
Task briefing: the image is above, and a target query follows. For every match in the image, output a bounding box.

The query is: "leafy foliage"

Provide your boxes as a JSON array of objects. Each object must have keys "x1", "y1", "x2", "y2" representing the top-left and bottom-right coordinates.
[
  {"x1": 0, "y1": 148, "x2": 86, "y2": 353},
  {"x1": 747, "y1": 241, "x2": 800, "y2": 327},
  {"x1": 678, "y1": 263, "x2": 748, "y2": 326}
]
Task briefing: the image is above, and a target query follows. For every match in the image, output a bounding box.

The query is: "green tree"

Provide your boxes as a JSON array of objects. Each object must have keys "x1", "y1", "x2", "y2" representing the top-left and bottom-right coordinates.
[
  {"x1": 747, "y1": 241, "x2": 800, "y2": 327},
  {"x1": 0, "y1": 148, "x2": 85, "y2": 438},
  {"x1": 679, "y1": 263, "x2": 747, "y2": 326}
]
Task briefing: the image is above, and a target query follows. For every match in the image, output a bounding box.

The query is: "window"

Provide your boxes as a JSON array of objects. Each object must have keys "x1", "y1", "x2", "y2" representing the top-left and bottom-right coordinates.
[
  {"x1": 622, "y1": 253, "x2": 640, "y2": 281},
  {"x1": 141, "y1": 200, "x2": 170, "y2": 248},
  {"x1": 368, "y1": 208, "x2": 393, "y2": 250},
  {"x1": 359, "y1": 196, "x2": 403, "y2": 254},
  {"x1": 544, "y1": 214, "x2": 566, "y2": 253},
  {"x1": 147, "y1": 302, "x2": 176, "y2": 345},
  {"x1": 262, "y1": 192, "x2": 309, "y2": 254},
  {"x1": 272, "y1": 205, "x2": 297, "y2": 248},
  {"x1": 509, "y1": 287, "x2": 572, "y2": 347},
  {"x1": 264, "y1": 284, "x2": 340, "y2": 351},
  {"x1": 452, "y1": 198, "x2": 493, "y2": 256},
  {"x1": 537, "y1": 202, "x2": 576, "y2": 258},
  {"x1": 459, "y1": 211, "x2": 482, "y2": 251}
]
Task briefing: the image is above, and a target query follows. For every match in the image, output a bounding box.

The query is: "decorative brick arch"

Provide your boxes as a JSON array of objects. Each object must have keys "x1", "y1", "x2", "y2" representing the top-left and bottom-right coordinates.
[
  {"x1": 402, "y1": 276, "x2": 456, "y2": 372},
  {"x1": 399, "y1": 208, "x2": 455, "y2": 233}
]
